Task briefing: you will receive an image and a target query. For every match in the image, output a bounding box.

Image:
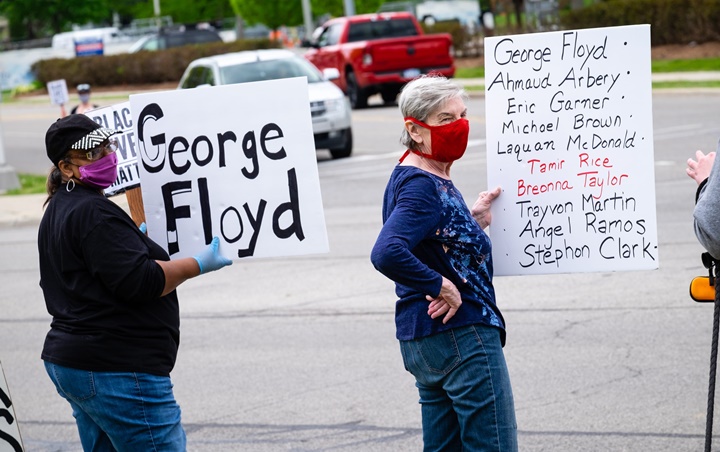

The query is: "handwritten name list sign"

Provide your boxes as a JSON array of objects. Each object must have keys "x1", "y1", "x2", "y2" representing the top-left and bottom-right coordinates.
[{"x1": 485, "y1": 25, "x2": 658, "y2": 276}]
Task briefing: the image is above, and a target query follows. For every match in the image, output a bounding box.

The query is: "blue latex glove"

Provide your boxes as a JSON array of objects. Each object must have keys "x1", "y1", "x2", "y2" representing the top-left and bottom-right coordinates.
[
  {"x1": 193, "y1": 237, "x2": 233, "y2": 274},
  {"x1": 139, "y1": 222, "x2": 147, "y2": 234}
]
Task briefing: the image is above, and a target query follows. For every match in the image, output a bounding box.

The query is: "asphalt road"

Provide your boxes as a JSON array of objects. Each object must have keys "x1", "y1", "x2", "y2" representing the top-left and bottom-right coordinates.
[{"x1": 1, "y1": 91, "x2": 720, "y2": 451}]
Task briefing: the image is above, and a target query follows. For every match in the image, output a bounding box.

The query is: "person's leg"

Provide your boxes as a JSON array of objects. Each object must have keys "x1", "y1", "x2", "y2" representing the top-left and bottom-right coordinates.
[
  {"x1": 87, "y1": 371, "x2": 186, "y2": 451},
  {"x1": 400, "y1": 331, "x2": 463, "y2": 451},
  {"x1": 44, "y1": 361, "x2": 116, "y2": 451},
  {"x1": 44, "y1": 362, "x2": 186, "y2": 451},
  {"x1": 415, "y1": 381, "x2": 463, "y2": 451},
  {"x1": 444, "y1": 325, "x2": 517, "y2": 452}
]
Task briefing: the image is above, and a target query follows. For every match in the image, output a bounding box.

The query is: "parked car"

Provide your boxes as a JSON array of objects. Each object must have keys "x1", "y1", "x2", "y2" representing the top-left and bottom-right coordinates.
[
  {"x1": 241, "y1": 23, "x2": 271, "y2": 39},
  {"x1": 378, "y1": 0, "x2": 481, "y2": 31},
  {"x1": 304, "y1": 12, "x2": 455, "y2": 109},
  {"x1": 178, "y1": 49, "x2": 353, "y2": 159},
  {"x1": 129, "y1": 28, "x2": 222, "y2": 52}
]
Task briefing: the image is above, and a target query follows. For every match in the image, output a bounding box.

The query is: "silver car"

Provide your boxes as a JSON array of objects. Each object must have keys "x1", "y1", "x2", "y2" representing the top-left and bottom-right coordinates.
[{"x1": 178, "y1": 49, "x2": 353, "y2": 159}]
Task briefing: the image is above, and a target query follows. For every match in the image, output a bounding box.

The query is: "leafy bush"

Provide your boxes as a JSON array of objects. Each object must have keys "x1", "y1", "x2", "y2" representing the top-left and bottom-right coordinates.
[
  {"x1": 421, "y1": 21, "x2": 481, "y2": 58},
  {"x1": 32, "y1": 39, "x2": 283, "y2": 87},
  {"x1": 561, "y1": 0, "x2": 720, "y2": 45}
]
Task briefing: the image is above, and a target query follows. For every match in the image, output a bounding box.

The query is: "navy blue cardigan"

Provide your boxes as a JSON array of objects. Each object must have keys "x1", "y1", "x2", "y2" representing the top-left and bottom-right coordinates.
[{"x1": 371, "y1": 165, "x2": 506, "y2": 344}]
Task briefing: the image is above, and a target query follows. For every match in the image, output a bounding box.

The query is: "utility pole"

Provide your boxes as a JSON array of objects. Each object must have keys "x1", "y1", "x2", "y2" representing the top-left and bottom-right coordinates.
[
  {"x1": 343, "y1": 0, "x2": 356, "y2": 17},
  {"x1": 0, "y1": 124, "x2": 20, "y2": 192},
  {"x1": 0, "y1": 73, "x2": 20, "y2": 192},
  {"x1": 301, "y1": 0, "x2": 313, "y2": 41},
  {"x1": 153, "y1": 0, "x2": 161, "y2": 29}
]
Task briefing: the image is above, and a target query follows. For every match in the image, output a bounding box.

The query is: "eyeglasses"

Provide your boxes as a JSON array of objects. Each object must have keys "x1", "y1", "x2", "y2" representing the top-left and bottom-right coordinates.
[{"x1": 82, "y1": 138, "x2": 119, "y2": 161}]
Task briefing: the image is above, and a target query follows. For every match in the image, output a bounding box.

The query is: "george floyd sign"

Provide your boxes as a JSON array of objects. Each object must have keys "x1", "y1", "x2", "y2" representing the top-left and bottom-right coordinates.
[{"x1": 129, "y1": 78, "x2": 329, "y2": 260}]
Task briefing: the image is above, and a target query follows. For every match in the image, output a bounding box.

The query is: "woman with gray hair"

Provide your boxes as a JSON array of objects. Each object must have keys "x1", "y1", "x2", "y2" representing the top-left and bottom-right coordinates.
[{"x1": 371, "y1": 75, "x2": 517, "y2": 451}]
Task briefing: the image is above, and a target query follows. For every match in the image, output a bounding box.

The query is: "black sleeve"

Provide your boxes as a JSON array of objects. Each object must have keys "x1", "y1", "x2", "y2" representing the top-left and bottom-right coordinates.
[
  {"x1": 697, "y1": 178, "x2": 709, "y2": 203},
  {"x1": 81, "y1": 213, "x2": 167, "y2": 303}
]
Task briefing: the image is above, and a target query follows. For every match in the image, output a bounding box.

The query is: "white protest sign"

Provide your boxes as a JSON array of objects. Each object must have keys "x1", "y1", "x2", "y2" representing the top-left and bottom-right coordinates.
[
  {"x1": 485, "y1": 24, "x2": 658, "y2": 276},
  {"x1": 0, "y1": 362, "x2": 24, "y2": 452},
  {"x1": 130, "y1": 77, "x2": 329, "y2": 260},
  {"x1": 46, "y1": 79, "x2": 68, "y2": 106},
  {"x1": 85, "y1": 102, "x2": 140, "y2": 197}
]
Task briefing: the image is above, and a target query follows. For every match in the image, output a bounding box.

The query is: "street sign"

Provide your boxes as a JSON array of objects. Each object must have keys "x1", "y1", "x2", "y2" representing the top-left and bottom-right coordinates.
[{"x1": 74, "y1": 38, "x2": 104, "y2": 57}]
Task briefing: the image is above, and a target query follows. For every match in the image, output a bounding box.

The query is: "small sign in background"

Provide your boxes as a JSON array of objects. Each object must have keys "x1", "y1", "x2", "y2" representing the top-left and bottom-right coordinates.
[{"x1": 46, "y1": 79, "x2": 68, "y2": 106}]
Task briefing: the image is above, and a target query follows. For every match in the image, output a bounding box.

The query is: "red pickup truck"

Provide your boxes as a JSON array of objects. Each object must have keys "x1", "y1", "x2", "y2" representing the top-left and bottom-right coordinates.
[{"x1": 304, "y1": 12, "x2": 455, "y2": 109}]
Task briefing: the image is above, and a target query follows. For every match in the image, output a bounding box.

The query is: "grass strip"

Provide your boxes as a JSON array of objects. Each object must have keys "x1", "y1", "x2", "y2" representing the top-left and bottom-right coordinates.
[
  {"x1": 652, "y1": 80, "x2": 720, "y2": 89},
  {"x1": 5, "y1": 174, "x2": 47, "y2": 195},
  {"x1": 458, "y1": 81, "x2": 720, "y2": 93},
  {"x1": 652, "y1": 58, "x2": 720, "y2": 73},
  {"x1": 456, "y1": 57, "x2": 720, "y2": 79}
]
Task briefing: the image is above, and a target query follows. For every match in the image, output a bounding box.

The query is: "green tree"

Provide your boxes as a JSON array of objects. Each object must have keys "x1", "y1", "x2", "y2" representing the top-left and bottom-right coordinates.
[
  {"x1": 229, "y1": 0, "x2": 384, "y2": 30},
  {"x1": 0, "y1": 0, "x2": 112, "y2": 39},
  {"x1": 229, "y1": 0, "x2": 303, "y2": 29},
  {"x1": 312, "y1": 0, "x2": 384, "y2": 17},
  {"x1": 128, "y1": 0, "x2": 235, "y2": 25},
  {"x1": 511, "y1": 0, "x2": 524, "y2": 29}
]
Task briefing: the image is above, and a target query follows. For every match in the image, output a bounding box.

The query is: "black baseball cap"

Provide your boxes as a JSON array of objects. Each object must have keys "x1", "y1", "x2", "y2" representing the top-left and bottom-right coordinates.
[
  {"x1": 45, "y1": 114, "x2": 117, "y2": 166},
  {"x1": 77, "y1": 83, "x2": 91, "y2": 93}
]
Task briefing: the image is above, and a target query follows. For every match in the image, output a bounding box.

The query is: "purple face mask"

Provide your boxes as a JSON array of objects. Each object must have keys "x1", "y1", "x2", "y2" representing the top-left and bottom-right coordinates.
[{"x1": 77, "y1": 152, "x2": 118, "y2": 189}]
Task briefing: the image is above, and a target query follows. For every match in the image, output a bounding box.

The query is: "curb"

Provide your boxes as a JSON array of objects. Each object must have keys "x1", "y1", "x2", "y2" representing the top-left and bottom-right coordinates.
[
  {"x1": 0, "y1": 193, "x2": 130, "y2": 229},
  {"x1": 0, "y1": 194, "x2": 46, "y2": 229}
]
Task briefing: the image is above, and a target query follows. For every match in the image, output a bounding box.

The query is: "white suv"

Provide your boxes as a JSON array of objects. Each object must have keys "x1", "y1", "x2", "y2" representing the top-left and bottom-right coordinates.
[{"x1": 178, "y1": 49, "x2": 353, "y2": 159}]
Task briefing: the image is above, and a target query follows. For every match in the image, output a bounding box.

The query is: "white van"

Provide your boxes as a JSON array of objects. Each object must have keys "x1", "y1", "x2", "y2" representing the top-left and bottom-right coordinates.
[{"x1": 51, "y1": 27, "x2": 121, "y2": 52}]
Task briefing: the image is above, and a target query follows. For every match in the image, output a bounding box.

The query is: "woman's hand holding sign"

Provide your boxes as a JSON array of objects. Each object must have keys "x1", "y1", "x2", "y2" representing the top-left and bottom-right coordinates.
[
  {"x1": 471, "y1": 186, "x2": 502, "y2": 229},
  {"x1": 155, "y1": 236, "x2": 232, "y2": 296},
  {"x1": 193, "y1": 237, "x2": 233, "y2": 274}
]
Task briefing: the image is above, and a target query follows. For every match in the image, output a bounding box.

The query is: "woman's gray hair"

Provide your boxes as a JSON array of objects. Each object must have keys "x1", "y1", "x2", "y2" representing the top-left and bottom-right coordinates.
[{"x1": 398, "y1": 75, "x2": 467, "y2": 150}]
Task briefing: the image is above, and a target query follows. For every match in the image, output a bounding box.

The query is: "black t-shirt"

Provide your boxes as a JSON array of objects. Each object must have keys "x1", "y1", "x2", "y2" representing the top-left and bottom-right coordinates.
[{"x1": 38, "y1": 184, "x2": 180, "y2": 376}]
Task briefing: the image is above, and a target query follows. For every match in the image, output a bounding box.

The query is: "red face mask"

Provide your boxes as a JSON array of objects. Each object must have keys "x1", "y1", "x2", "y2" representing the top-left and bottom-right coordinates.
[{"x1": 404, "y1": 116, "x2": 470, "y2": 162}]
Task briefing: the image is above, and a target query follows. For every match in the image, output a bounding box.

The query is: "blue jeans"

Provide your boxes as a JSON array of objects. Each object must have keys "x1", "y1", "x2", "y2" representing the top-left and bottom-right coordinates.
[
  {"x1": 44, "y1": 361, "x2": 186, "y2": 451},
  {"x1": 400, "y1": 324, "x2": 517, "y2": 452}
]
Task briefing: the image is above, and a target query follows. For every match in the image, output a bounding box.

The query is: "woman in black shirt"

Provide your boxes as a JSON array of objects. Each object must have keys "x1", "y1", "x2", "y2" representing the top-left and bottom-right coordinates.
[{"x1": 39, "y1": 114, "x2": 232, "y2": 451}]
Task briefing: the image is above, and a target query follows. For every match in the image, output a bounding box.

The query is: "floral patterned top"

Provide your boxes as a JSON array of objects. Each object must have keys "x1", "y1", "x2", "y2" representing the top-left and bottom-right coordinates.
[{"x1": 371, "y1": 165, "x2": 506, "y2": 343}]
